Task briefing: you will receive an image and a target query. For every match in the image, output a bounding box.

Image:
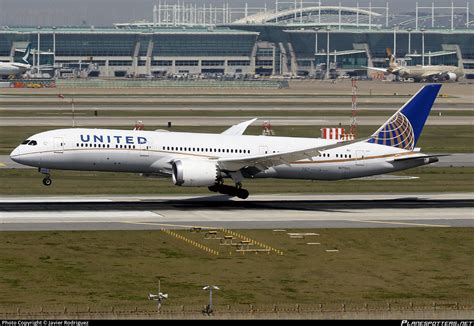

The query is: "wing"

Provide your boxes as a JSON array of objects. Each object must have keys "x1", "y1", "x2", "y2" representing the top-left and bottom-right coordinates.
[
  {"x1": 421, "y1": 70, "x2": 442, "y2": 78},
  {"x1": 362, "y1": 66, "x2": 389, "y2": 73},
  {"x1": 218, "y1": 138, "x2": 363, "y2": 172},
  {"x1": 221, "y1": 118, "x2": 257, "y2": 136}
]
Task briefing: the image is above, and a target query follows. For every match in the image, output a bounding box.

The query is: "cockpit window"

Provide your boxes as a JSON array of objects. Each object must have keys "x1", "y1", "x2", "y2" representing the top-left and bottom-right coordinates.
[
  {"x1": 28, "y1": 140, "x2": 38, "y2": 146},
  {"x1": 21, "y1": 140, "x2": 30, "y2": 145}
]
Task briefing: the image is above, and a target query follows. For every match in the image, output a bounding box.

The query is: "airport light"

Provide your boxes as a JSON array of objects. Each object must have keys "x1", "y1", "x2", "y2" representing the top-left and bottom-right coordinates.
[
  {"x1": 148, "y1": 279, "x2": 168, "y2": 312},
  {"x1": 203, "y1": 285, "x2": 219, "y2": 315}
]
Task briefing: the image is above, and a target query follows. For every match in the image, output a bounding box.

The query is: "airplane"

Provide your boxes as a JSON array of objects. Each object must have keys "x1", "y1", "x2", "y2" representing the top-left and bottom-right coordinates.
[
  {"x1": 10, "y1": 84, "x2": 443, "y2": 200},
  {"x1": 0, "y1": 44, "x2": 32, "y2": 78},
  {"x1": 365, "y1": 49, "x2": 463, "y2": 82}
]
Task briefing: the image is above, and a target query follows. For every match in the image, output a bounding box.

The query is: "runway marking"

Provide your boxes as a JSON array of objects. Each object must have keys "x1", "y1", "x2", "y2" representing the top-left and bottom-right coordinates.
[
  {"x1": 121, "y1": 221, "x2": 216, "y2": 230},
  {"x1": 345, "y1": 219, "x2": 450, "y2": 228},
  {"x1": 0, "y1": 163, "x2": 6, "y2": 167}
]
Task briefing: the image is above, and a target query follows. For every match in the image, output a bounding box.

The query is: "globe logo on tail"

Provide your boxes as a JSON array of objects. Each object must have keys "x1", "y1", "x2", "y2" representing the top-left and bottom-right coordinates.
[{"x1": 368, "y1": 112, "x2": 415, "y2": 150}]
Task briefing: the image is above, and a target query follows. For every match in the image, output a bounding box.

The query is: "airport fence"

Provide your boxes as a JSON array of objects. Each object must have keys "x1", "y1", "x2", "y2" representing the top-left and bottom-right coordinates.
[
  {"x1": 0, "y1": 301, "x2": 472, "y2": 319},
  {"x1": 55, "y1": 79, "x2": 288, "y2": 89}
]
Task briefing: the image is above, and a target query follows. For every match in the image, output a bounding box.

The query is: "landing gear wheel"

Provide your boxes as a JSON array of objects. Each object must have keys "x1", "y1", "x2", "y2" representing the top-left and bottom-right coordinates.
[
  {"x1": 237, "y1": 188, "x2": 249, "y2": 199},
  {"x1": 42, "y1": 177, "x2": 52, "y2": 186}
]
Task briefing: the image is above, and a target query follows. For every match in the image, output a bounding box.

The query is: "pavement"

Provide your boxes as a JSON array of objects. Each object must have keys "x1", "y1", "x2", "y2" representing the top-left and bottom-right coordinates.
[
  {"x1": 0, "y1": 115, "x2": 472, "y2": 126},
  {"x1": 0, "y1": 193, "x2": 472, "y2": 231}
]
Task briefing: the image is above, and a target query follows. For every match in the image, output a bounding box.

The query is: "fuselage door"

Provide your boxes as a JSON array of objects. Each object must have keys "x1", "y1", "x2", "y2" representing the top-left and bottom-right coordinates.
[
  {"x1": 355, "y1": 150, "x2": 365, "y2": 166},
  {"x1": 140, "y1": 137, "x2": 152, "y2": 157},
  {"x1": 54, "y1": 137, "x2": 64, "y2": 154}
]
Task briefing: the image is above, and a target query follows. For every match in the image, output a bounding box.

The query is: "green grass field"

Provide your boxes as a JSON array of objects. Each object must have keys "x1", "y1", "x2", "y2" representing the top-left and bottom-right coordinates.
[
  {"x1": 1, "y1": 125, "x2": 473, "y2": 155},
  {"x1": 0, "y1": 228, "x2": 472, "y2": 308},
  {"x1": 0, "y1": 167, "x2": 472, "y2": 195}
]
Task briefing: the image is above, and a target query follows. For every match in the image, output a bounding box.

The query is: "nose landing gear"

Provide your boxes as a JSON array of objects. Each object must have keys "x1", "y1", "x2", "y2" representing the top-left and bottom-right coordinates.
[
  {"x1": 39, "y1": 168, "x2": 52, "y2": 186},
  {"x1": 42, "y1": 176, "x2": 52, "y2": 186}
]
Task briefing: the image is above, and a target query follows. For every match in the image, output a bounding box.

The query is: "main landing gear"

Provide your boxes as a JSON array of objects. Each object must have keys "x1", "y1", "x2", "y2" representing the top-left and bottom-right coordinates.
[
  {"x1": 208, "y1": 182, "x2": 249, "y2": 199},
  {"x1": 39, "y1": 168, "x2": 52, "y2": 186}
]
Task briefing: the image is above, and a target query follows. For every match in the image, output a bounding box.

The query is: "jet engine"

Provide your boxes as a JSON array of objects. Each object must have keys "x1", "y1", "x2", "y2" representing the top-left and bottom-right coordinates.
[
  {"x1": 440, "y1": 72, "x2": 457, "y2": 81},
  {"x1": 172, "y1": 159, "x2": 220, "y2": 187}
]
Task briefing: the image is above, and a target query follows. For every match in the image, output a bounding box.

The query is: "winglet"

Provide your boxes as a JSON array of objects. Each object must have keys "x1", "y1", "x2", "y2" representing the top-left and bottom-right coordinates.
[
  {"x1": 367, "y1": 84, "x2": 442, "y2": 150},
  {"x1": 221, "y1": 118, "x2": 257, "y2": 136}
]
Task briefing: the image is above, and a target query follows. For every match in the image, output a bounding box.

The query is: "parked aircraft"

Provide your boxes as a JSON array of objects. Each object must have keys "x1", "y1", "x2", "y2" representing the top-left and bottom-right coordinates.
[
  {"x1": 0, "y1": 44, "x2": 31, "y2": 78},
  {"x1": 365, "y1": 49, "x2": 463, "y2": 82},
  {"x1": 10, "y1": 84, "x2": 443, "y2": 199}
]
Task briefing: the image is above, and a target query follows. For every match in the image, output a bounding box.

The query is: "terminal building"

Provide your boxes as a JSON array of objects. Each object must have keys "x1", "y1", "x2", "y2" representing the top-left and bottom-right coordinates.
[{"x1": 0, "y1": 1, "x2": 473, "y2": 79}]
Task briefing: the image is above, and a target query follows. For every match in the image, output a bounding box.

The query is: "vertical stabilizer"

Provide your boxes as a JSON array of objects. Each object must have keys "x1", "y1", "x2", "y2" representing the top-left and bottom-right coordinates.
[{"x1": 367, "y1": 84, "x2": 442, "y2": 150}]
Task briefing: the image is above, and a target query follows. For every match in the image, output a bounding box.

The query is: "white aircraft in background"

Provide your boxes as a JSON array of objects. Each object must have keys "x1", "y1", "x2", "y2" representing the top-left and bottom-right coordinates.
[
  {"x1": 10, "y1": 84, "x2": 443, "y2": 199},
  {"x1": 365, "y1": 48, "x2": 463, "y2": 82},
  {"x1": 0, "y1": 44, "x2": 31, "y2": 78}
]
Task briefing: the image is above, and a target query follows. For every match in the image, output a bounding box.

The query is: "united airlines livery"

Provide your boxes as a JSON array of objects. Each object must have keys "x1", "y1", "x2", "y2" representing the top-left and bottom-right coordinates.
[{"x1": 11, "y1": 84, "x2": 443, "y2": 199}]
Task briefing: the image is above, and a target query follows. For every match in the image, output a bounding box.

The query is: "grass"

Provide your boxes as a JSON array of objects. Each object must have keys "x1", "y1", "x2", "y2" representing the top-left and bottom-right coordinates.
[
  {"x1": 0, "y1": 228, "x2": 472, "y2": 307},
  {"x1": 0, "y1": 167, "x2": 473, "y2": 195},
  {"x1": 1, "y1": 125, "x2": 473, "y2": 155}
]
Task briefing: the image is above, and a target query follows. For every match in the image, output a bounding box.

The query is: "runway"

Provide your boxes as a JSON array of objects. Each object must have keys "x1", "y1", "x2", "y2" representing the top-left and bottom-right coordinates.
[
  {"x1": 0, "y1": 115, "x2": 472, "y2": 126},
  {"x1": 0, "y1": 193, "x2": 472, "y2": 231}
]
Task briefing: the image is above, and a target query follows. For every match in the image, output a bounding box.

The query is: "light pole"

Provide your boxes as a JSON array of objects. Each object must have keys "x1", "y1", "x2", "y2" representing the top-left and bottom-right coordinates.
[
  {"x1": 37, "y1": 26, "x2": 41, "y2": 72},
  {"x1": 421, "y1": 28, "x2": 426, "y2": 66},
  {"x1": 202, "y1": 285, "x2": 219, "y2": 316},
  {"x1": 52, "y1": 26, "x2": 56, "y2": 66},
  {"x1": 407, "y1": 27, "x2": 412, "y2": 55},
  {"x1": 325, "y1": 26, "x2": 331, "y2": 80},
  {"x1": 314, "y1": 27, "x2": 321, "y2": 77},
  {"x1": 393, "y1": 24, "x2": 398, "y2": 58}
]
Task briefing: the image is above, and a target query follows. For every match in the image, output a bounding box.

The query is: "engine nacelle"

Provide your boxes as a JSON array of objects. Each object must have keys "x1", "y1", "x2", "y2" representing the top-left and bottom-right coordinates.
[
  {"x1": 172, "y1": 159, "x2": 220, "y2": 187},
  {"x1": 446, "y1": 72, "x2": 457, "y2": 81},
  {"x1": 439, "y1": 72, "x2": 457, "y2": 81}
]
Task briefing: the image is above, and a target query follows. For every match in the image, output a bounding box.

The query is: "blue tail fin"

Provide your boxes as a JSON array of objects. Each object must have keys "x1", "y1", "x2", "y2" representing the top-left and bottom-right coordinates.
[{"x1": 367, "y1": 84, "x2": 441, "y2": 150}]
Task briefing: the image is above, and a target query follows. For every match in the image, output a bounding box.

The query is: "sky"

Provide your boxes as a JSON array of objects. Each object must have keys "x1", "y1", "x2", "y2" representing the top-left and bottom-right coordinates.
[{"x1": 0, "y1": 0, "x2": 471, "y2": 27}]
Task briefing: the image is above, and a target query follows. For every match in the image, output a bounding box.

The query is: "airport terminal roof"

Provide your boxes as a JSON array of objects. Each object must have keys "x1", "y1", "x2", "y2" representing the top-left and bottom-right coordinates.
[
  {"x1": 0, "y1": 26, "x2": 259, "y2": 35},
  {"x1": 234, "y1": 6, "x2": 381, "y2": 24}
]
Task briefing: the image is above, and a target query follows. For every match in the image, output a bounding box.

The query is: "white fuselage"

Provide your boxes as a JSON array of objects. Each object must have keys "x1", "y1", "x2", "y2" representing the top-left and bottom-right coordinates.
[
  {"x1": 10, "y1": 128, "x2": 428, "y2": 182},
  {"x1": 0, "y1": 61, "x2": 30, "y2": 76}
]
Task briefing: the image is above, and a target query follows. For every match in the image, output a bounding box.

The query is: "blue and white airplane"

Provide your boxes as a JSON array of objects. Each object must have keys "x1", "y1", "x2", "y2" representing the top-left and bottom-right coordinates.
[{"x1": 10, "y1": 84, "x2": 443, "y2": 199}]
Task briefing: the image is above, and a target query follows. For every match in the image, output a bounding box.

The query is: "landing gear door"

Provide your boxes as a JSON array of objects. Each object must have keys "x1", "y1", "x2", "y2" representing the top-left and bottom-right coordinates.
[{"x1": 54, "y1": 137, "x2": 64, "y2": 154}]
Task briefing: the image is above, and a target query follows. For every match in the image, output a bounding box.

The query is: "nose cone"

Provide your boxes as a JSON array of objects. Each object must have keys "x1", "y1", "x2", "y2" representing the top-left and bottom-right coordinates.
[{"x1": 10, "y1": 146, "x2": 22, "y2": 163}]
